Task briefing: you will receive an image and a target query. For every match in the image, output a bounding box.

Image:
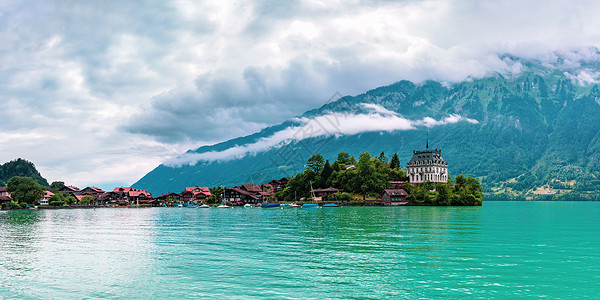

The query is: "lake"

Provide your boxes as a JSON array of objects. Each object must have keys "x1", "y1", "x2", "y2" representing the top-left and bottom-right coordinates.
[{"x1": 0, "y1": 202, "x2": 598, "y2": 299}]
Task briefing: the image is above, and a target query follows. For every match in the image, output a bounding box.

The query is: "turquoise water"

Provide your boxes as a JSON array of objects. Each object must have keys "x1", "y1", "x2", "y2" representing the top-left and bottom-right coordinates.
[{"x1": 0, "y1": 202, "x2": 599, "y2": 299}]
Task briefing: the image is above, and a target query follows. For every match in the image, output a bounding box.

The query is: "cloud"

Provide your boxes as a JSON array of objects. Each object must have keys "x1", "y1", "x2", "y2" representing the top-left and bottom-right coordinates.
[{"x1": 165, "y1": 104, "x2": 479, "y2": 166}]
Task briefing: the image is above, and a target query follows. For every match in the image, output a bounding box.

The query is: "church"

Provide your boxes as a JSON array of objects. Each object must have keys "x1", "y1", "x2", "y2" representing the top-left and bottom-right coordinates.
[{"x1": 406, "y1": 138, "x2": 448, "y2": 183}]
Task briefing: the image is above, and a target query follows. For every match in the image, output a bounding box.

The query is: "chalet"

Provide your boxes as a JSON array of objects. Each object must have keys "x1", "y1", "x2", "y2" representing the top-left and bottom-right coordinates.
[
  {"x1": 313, "y1": 187, "x2": 340, "y2": 198},
  {"x1": 225, "y1": 184, "x2": 270, "y2": 204},
  {"x1": 0, "y1": 187, "x2": 11, "y2": 204},
  {"x1": 381, "y1": 189, "x2": 408, "y2": 206},
  {"x1": 39, "y1": 190, "x2": 54, "y2": 205},
  {"x1": 59, "y1": 186, "x2": 82, "y2": 197},
  {"x1": 155, "y1": 192, "x2": 180, "y2": 204},
  {"x1": 268, "y1": 177, "x2": 292, "y2": 192},
  {"x1": 226, "y1": 187, "x2": 260, "y2": 204},
  {"x1": 180, "y1": 186, "x2": 211, "y2": 204},
  {"x1": 104, "y1": 187, "x2": 153, "y2": 206},
  {"x1": 81, "y1": 186, "x2": 105, "y2": 198}
]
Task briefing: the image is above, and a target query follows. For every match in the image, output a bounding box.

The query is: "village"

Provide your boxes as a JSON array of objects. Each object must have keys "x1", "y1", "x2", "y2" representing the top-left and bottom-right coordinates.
[
  {"x1": 0, "y1": 177, "x2": 412, "y2": 208},
  {"x1": 0, "y1": 145, "x2": 482, "y2": 209}
]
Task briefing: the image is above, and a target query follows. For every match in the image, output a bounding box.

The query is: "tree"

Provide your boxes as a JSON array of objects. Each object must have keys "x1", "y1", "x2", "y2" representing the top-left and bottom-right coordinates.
[
  {"x1": 80, "y1": 195, "x2": 95, "y2": 205},
  {"x1": 306, "y1": 154, "x2": 325, "y2": 173},
  {"x1": 48, "y1": 193, "x2": 65, "y2": 206},
  {"x1": 377, "y1": 151, "x2": 388, "y2": 164},
  {"x1": 434, "y1": 182, "x2": 451, "y2": 206},
  {"x1": 208, "y1": 186, "x2": 224, "y2": 204},
  {"x1": 390, "y1": 153, "x2": 400, "y2": 170},
  {"x1": 50, "y1": 181, "x2": 65, "y2": 193},
  {"x1": 320, "y1": 160, "x2": 333, "y2": 187},
  {"x1": 65, "y1": 195, "x2": 77, "y2": 205},
  {"x1": 336, "y1": 152, "x2": 352, "y2": 165},
  {"x1": 6, "y1": 176, "x2": 45, "y2": 204}
]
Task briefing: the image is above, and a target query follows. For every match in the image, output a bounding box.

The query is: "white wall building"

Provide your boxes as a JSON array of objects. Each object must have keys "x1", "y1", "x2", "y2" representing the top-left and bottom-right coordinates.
[{"x1": 406, "y1": 141, "x2": 448, "y2": 184}]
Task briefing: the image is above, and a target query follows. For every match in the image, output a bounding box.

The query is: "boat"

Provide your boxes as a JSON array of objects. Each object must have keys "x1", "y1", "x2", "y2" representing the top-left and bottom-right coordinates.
[
  {"x1": 322, "y1": 203, "x2": 340, "y2": 208},
  {"x1": 261, "y1": 203, "x2": 281, "y2": 209},
  {"x1": 281, "y1": 203, "x2": 291, "y2": 208},
  {"x1": 199, "y1": 204, "x2": 210, "y2": 208},
  {"x1": 290, "y1": 203, "x2": 301, "y2": 208},
  {"x1": 303, "y1": 182, "x2": 320, "y2": 208},
  {"x1": 244, "y1": 204, "x2": 254, "y2": 208},
  {"x1": 217, "y1": 204, "x2": 231, "y2": 208}
]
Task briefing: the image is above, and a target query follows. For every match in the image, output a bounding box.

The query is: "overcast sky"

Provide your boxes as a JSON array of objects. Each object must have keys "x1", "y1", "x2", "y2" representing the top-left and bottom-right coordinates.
[{"x1": 2, "y1": 0, "x2": 600, "y2": 190}]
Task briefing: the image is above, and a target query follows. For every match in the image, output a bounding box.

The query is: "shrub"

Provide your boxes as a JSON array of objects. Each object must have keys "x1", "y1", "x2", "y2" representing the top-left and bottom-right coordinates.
[{"x1": 49, "y1": 200, "x2": 65, "y2": 207}]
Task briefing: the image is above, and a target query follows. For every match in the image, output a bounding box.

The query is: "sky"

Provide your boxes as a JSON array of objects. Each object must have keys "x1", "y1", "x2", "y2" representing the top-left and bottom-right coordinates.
[{"x1": 2, "y1": 0, "x2": 600, "y2": 190}]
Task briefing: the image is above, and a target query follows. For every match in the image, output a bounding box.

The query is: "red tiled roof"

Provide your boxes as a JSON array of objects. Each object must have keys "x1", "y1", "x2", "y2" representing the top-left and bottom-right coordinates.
[
  {"x1": 230, "y1": 187, "x2": 260, "y2": 199},
  {"x1": 382, "y1": 189, "x2": 408, "y2": 196},
  {"x1": 0, "y1": 195, "x2": 12, "y2": 202},
  {"x1": 0, "y1": 187, "x2": 7, "y2": 192},
  {"x1": 184, "y1": 186, "x2": 209, "y2": 193},
  {"x1": 112, "y1": 187, "x2": 152, "y2": 198},
  {"x1": 84, "y1": 186, "x2": 105, "y2": 193},
  {"x1": 242, "y1": 184, "x2": 262, "y2": 193},
  {"x1": 61, "y1": 186, "x2": 81, "y2": 192},
  {"x1": 43, "y1": 191, "x2": 54, "y2": 198}
]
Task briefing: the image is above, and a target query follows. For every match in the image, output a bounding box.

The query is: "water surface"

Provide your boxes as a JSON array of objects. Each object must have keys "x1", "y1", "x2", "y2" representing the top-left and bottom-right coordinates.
[{"x1": 0, "y1": 202, "x2": 598, "y2": 299}]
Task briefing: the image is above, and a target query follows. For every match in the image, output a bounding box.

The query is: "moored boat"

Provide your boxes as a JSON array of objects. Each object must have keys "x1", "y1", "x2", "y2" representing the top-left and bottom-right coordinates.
[
  {"x1": 322, "y1": 203, "x2": 340, "y2": 208},
  {"x1": 199, "y1": 204, "x2": 210, "y2": 208},
  {"x1": 302, "y1": 203, "x2": 319, "y2": 208},
  {"x1": 261, "y1": 203, "x2": 281, "y2": 209},
  {"x1": 217, "y1": 204, "x2": 231, "y2": 208},
  {"x1": 244, "y1": 204, "x2": 254, "y2": 208}
]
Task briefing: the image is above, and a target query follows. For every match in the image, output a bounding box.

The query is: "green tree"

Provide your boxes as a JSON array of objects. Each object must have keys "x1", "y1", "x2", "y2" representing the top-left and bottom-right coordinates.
[
  {"x1": 377, "y1": 151, "x2": 388, "y2": 164},
  {"x1": 434, "y1": 182, "x2": 451, "y2": 206},
  {"x1": 65, "y1": 195, "x2": 77, "y2": 205},
  {"x1": 320, "y1": 160, "x2": 333, "y2": 188},
  {"x1": 80, "y1": 195, "x2": 95, "y2": 205},
  {"x1": 390, "y1": 153, "x2": 400, "y2": 170},
  {"x1": 50, "y1": 181, "x2": 65, "y2": 193},
  {"x1": 208, "y1": 186, "x2": 224, "y2": 204},
  {"x1": 6, "y1": 176, "x2": 45, "y2": 205},
  {"x1": 48, "y1": 193, "x2": 65, "y2": 206},
  {"x1": 336, "y1": 152, "x2": 352, "y2": 165},
  {"x1": 306, "y1": 154, "x2": 325, "y2": 173}
]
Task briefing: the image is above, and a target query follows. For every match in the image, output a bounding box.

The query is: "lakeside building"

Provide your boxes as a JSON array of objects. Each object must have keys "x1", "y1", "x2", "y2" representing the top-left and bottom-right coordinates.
[
  {"x1": 101, "y1": 187, "x2": 153, "y2": 206},
  {"x1": 0, "y1": 187, "x2": 11, "y2": 204},
  {"x1": 381, "y1": 189, "x2": 408, "y2": 205},
  {"x1": 39, "y1": 190, "x2": 54, "y2": 205},
  {"x1": 406, "y1": 139, "x2": 448, "y2": 184},
  {"x1": 81, "y1": 186, "x2": 105, "y2": 198},
  {"x1": 226, "y1": 184, "x2": 271, "y2": 204},
  {"x1": 180, "y1": 186, "x2": 211, "y2": 204}
]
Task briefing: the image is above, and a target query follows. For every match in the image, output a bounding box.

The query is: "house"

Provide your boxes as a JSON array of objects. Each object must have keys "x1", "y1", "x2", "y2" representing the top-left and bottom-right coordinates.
[
  {"x1": 155, "y1": 192, "x2": 180, "y2": 204},
  {"x1": 225, "y1": 184, "x2": 270, "y2": 204},
  {"x1": 105, "y1": 187, "x2": 153, "y2": 206},
  {"x1": 406, "y1": 138, "x2": 448, "y2": 183},
  {"x1": 381, "y1": 189, "x2": 408, "y2": 205},
  {"x1": 268, "y1": 177, "x2": 292, "y2": 192},
  {"x1": 313, "y1": 187, "x2": 340, "y2": 198},
  {"x1": 39, "y1": 190, "x2": 54, "y2": 205},
  {"x1": 59, "y1": 186, "x2": 82, "y2": 197},
  {"x1": 226, "y1": 187, "x2": 261, "y2": 204},
  {"x1": 180, "y1": 186, "x2": 211, "y2": 204},
  {"x1": 81, "y1": 186, "x2": 105, "y2": 198},
  {"x1": 0, "y1": 187, "x2": 11, "y2": 204}
]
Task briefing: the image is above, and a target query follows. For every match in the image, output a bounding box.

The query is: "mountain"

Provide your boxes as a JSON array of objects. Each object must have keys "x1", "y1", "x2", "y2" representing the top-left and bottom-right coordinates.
[
  {"x1": 133, "y1": 59, "x2": 600, "y2": 200},
  {"x1": 0, "y1": 158, "x2": 49, "y2": 187}
]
